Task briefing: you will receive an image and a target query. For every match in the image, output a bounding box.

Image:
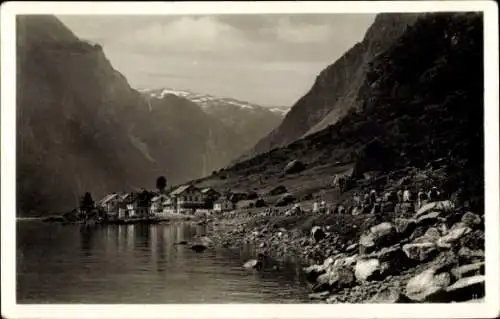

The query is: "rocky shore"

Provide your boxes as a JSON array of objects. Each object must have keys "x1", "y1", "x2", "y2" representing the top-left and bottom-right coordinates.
[{"x1": 206, "y1": 191, "x2": 485, "y2": 303}]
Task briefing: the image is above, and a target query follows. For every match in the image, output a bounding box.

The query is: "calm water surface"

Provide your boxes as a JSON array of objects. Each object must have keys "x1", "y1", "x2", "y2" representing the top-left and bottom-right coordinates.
[{"x1": 17, "y1": 220, "x2": 312, "y2": 303}]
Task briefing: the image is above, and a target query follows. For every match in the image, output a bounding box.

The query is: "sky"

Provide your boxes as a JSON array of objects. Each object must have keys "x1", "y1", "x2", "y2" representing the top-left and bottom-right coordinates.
[{"x1": 57, "y1": 14, "x2": 376, "y2": 106}]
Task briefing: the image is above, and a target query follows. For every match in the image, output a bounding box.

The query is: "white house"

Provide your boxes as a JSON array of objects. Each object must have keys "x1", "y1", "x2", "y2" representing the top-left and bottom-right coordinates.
[
  {"x1": 168, "y1": 185, "x2": 204, "y2": 214},
  {"x1": 150, "y1": 193, "x2": 169, "y2": 217},
  {"x1": 98, "y1": 193, "x2": 120, "y2": 220}
]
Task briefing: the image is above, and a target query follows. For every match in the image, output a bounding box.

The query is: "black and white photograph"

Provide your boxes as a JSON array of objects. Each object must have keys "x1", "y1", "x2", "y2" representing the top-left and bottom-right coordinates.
[{"x1": 1, "y1": 1, "x2": 499, "y2": 318}]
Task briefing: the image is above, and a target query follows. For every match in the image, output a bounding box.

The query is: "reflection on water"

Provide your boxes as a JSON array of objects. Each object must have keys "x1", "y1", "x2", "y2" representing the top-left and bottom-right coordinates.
[{"x1": 17, "y1": 221, "x2": 312, "y2": 304}]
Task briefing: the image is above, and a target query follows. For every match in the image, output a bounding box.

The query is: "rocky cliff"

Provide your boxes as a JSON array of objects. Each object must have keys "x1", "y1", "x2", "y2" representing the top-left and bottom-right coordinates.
[{"x1": 238, "y1": 13, "x2": 421, "y2": 162}]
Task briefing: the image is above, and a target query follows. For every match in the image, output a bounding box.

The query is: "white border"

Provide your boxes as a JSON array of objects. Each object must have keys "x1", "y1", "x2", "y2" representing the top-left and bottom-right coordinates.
[{"x1": 1, "y1": 1, "x2": 499, "y2": 319}]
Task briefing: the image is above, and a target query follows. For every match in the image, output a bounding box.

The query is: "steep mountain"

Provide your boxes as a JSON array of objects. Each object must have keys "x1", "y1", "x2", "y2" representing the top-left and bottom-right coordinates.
[
  {"x1": 195, "y1": 12, "x2": 484, "y2": 210},
  {"x1": 140, "y1": 88, "x2": 288, "y2": 151},
  {"x1": 237, "y1": 13, "x2": 421, "y2": 162},
  {"x1": 16, "y1": 15, "x2": 265, "y2": 216}
]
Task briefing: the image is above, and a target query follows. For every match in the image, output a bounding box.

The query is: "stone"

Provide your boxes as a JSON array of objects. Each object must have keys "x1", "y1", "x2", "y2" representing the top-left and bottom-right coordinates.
[
  {"x1": 359, "y1": 222, "x2": 397, "y2": 254},
  {"x1": 333, "y1": 254, "x2": 358, "y2": 268},
  {"x1": 424, "y1": 227, "x2": 442, "y2": 242},
  {"x1": 436, "y1": 225, "x2": 472, "y2": 249},
  {"x1": 190, "y1": 244, "x2": 208, "y2": 252},
  {"x1": 459, "y1": 229, "x2": 485, "y2": 251},
  {"x1": 345, "y1": 243, "x2": 358, "y2": 253},
  {"x1": 444, "y1": 275, "x2": 485, "y2": 302},
  {"x1": 458, "y1": 247, "x2": 484, "y2": 264},
  {"x1": 313, "y1": 266, "x2": 355, "y2": 292},
  {"x1": 415, "y1": 200, "x2": 454, "y2": 219},
  {"x1": 416, "y1": 211, "x2": 443, "y2": 227},
  {"x1": 284, "y1": 160, "x2": 306, "y2": 174},
  {"x1": 243, "y1": 259, "x2": 262, "y2": 270},
  {"x1": 451, "y1": 262, "x2": 485, "y2": 280},
  {"x1": 311, "y1": 226, "x2": 326, "y2": 242},
  {"x1": 369, "y1": 286, "x2": 413, "y2": 303},
  {"x1": 393, "y1": 218, "x2": 417, "y2": 238},
  {"x1": 405, "y1": 267, "x2": 452, "y2": 302},
  {"x1": 403, "y1": 242, "x2": 438, "y2": 262},
  {"x1": 461, "y1": 212, "x2": 482, "y2": 229},
  {"x1": 355, "y1": 258, "x2": 381, "y2": 281},
  {"x1": 308, "y1": 291, "x2": 330, "y2": 300}
]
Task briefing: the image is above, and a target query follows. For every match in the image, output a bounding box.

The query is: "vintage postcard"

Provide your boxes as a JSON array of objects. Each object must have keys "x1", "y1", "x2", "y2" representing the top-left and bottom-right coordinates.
[{"x1": 1, "y1": 1, "x2": 499, "y2": 318}]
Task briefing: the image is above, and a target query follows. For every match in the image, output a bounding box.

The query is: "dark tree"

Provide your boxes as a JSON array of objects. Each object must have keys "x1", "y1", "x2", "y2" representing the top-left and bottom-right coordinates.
[
  {"x1": 79, "y1": 192, "x2": 95, "y2": 219},
  {"x1": 156, "y1": 176, "x2": 167, "y2": 193}
]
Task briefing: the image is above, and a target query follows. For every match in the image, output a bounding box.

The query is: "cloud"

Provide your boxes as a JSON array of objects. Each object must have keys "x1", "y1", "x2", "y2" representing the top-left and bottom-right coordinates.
[{"x1": 57, "y1": 14, "x2": 376, "y2": 105}]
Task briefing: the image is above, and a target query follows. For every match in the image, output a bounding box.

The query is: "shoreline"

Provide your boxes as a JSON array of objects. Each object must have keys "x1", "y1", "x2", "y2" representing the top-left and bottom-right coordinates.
[{"x1": 205, "y1": 200, "x2": 485, "y2": 303}]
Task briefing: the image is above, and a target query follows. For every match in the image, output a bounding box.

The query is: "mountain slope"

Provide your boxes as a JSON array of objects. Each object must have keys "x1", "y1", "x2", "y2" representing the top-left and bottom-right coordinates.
[
  {"x1": 140, "y1": 88, "x2": 288, "y2": 162},
  {"x1": 195, "y1": 12, "x2": 484, "y2": 209},
  {"x1": 237, "y1": 13, "x2": 421, "y2": 162},
  {"x1": 16, "y1": 15, "x2": 271, "y2": 216}
]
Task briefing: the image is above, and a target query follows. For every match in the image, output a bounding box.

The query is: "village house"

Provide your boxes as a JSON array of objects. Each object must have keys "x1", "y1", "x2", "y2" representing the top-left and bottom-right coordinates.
[
  {"x1": 98, "y1": 193, "x2": 120, "y2": 220},
  {"x1": 168, "y1": 184, "x2": 204, "y2": 214},
  {"x1": 213, "y1": 197, "x2": 234, "y2": 213},
  {"x1": 150, "y1": 193, "x2": 169, "y2": 217},
  {"x1": 200, "y1": 187, "x2": 221, "y2": 208}
]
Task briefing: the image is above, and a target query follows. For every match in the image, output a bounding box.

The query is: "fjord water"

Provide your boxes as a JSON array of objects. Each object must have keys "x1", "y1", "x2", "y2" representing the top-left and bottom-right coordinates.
[{"x1": 17, "y1": 221, "x2": 311, "y2": 303}]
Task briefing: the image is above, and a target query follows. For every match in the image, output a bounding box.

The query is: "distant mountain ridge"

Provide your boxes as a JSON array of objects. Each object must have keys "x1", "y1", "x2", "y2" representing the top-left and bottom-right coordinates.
[{"x1": 138, "y1": 88, "x2": 290, "y2": 116}]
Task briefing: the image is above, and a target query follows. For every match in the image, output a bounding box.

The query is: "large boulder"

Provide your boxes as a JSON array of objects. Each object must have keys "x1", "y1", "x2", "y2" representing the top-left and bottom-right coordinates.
[
  {"x1": 354, "y1": 258, "x2": 381, "y2": 281},
  {"x1": 393, "y1": 217, "x2": 417, "y2": 239},
  {"x1": 303, "y1": 264, "x2": 326, "y2": 282},
  {"x1": 458, "y1": 247, "x2": 485, "y2": 264},
  {"x1": 461, "y1": 212, "x2": 483, "y2": 229},
  {"x1": 313, "y1": 266, "x2": 355, "y2": 293},
  {"x1": 451, "y1": 262, "x2": 485, "y2": 280},
  {"x1": 443, "y1": 275, "x2": 485, "y2": 302},
  {"x1": 284, "y1": 160, "x2": 306, "y2": 174},
  {"x1": 359, "y1": 222, "x2": 397, "y2": 254},
  {"x1": 405, "y1": 267, "x2": 452, "y2": 302},
  {"x1": 415, "y1": 200, "x2": 454, "y2": 219},
  {"x1": 436, "y1": 224, "x2": 472, "y2": 249},
  {"x1": 364, "y1": 245, "x2": 410, "y2": 272},
  {"x1": 403, "y1": 242, "x2": 438, "y2": 262},
  {"x1": 369, "y1": 286, "x2": 413, "y2": 303},
  {"x1": 416, "y1": 211, "x2": 443, "y2": 228}
]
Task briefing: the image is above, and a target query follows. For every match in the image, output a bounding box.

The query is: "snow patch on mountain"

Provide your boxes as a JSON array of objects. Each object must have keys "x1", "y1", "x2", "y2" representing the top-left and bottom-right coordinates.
[{"x1": 139, "y1": 87, "x2": 290, "y2": 116}]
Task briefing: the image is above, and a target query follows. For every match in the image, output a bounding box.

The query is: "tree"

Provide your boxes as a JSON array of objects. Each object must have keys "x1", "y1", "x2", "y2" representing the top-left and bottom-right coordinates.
[
  {"x1": 156, "y1": 176, "x2": 167, "y2": 193},
  {"x1": 79, "y1": 192, "x2": 95, "y2": 219}
]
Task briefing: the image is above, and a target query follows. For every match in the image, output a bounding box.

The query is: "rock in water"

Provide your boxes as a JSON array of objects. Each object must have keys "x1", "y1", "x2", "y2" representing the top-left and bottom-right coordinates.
[
  {"x1": 190, "y1": 244, "x2": 208, "y2": 252},
  {"x1": 243, "y1": 259, "x2": 262, "y2": 270}
]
